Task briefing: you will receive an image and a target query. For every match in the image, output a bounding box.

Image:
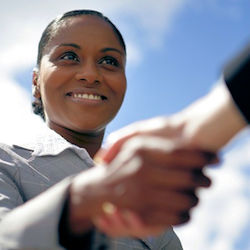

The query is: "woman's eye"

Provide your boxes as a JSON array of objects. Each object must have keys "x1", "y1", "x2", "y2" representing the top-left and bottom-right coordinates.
[
  {"x1": 60, "y1": 52, "x2": 79, "y2": 62},
  {"x1": 100, "y1": 57, "x2": 119, "y2": 67}
]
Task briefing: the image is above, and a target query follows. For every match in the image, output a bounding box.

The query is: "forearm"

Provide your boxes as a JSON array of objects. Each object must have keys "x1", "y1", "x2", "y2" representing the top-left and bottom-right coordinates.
[
  {"x1": 175, "y1": 44, "x2": 250, "y2": 151},
  {"x1": 224, "y1": 43, "x2": 250, "y2": 123},
  {"x1": 174, "y1": 81, "x2": 247, "y2": 151},
  {"x1": 0, "y1": 177, "x2": 72, "y2": 250}
]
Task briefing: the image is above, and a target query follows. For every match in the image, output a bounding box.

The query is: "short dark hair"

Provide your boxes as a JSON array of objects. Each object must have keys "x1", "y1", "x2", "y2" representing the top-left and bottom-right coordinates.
[
  {"x1": 36, "y1": 9, "x2": 126, "y2": 68},
  {"x1": 33, "y1": 9, "x2": 126, "y2": 120}
]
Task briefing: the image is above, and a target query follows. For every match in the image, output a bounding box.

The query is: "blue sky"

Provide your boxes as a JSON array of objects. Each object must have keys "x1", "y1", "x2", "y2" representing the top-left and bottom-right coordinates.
[
  {"x1": 1, "y1": 1, "x2": 250, "y2": 249},
  {"x1": 107, "y1": 0, "x2": 250, "y2": 134}
]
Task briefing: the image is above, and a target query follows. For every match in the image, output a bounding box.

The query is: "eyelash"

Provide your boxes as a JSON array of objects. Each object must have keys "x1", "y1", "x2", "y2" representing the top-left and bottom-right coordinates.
[
  {"x1": 99, "y1": 56, "x2": 119, "y2": 67},
  {"x1": 59, "y1": 52, "x2": 119, "y2": 67},
  {"x1": 59, "y1": 52, "x2": 79, "y2": 62}
]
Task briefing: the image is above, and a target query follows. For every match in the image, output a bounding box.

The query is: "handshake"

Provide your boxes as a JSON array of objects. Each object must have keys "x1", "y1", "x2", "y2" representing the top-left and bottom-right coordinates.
[{"x1": 68, "y1": 81, "x2": 247, "y2": 238}]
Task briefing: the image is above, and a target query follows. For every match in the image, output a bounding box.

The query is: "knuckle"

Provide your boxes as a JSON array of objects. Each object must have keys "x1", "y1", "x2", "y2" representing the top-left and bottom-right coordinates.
[{"x1": 134, "y1": 147, "x2": 147, "y2": 158}]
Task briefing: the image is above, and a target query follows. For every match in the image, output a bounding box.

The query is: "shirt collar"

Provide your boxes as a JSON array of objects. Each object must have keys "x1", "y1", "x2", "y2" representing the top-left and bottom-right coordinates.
[{"x1": 13, "y1": 127, "x2": 94, "y2": 165}]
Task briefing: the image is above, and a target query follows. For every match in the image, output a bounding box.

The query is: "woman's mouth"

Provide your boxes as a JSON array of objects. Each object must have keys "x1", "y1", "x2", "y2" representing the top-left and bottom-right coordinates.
[{"x1": 66, "y1": 92, "x2": 107, "y2": 101}]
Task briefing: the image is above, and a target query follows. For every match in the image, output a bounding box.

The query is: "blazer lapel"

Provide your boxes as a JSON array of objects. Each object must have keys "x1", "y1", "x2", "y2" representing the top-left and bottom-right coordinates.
[{"x1": 139, "y1": 238, "x2": 153, "y2": 249}]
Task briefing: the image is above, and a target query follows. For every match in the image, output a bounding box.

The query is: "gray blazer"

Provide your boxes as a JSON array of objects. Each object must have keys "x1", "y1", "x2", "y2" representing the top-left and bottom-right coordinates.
[{"x1": 0, "y1": 129, "x2": 182, "y2": 249}]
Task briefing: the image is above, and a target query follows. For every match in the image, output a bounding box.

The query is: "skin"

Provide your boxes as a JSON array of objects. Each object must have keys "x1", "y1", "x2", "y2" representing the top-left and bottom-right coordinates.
[
  {"x1": 103, "y1": 83, "x2": 247, "y2": 162},
  {"x1": 70, "y1": 136, "x2": 215, "y2": 236},
  {"x1": 97, "y1": 83, "x2": 245, "y2": 236},
  {"x1": 31, "y1": 15, "x2": 216, "y2": 238},
  {"x1": 33, "y1": 15, "x2": 126, "y2": 158}
]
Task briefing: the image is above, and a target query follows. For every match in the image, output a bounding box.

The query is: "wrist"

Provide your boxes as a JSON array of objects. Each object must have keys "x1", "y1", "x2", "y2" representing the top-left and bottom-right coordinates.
[
  {"x1": 67, "y1": 183, "x2": 94, "y2": 234},
  {"x1": 174, "y1": 81, "x2": 246, "y2": 151},
  {"x1": 67, "y1": 165, "x2": 112, "y2": 234},
  {"x1": 59, "y1": 193, "x2": 94, "y2": 248}
]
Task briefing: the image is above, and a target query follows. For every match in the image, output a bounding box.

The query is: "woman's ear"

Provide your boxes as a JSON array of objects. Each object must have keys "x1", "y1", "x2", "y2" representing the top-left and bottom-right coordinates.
[{"x1": 32, "y1": 69, "x2": 41, "y2": 98}]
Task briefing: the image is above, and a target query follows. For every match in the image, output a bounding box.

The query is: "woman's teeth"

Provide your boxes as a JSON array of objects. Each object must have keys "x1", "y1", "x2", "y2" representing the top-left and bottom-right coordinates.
[{"x1": 73, "y1": 93, "x2": 101, "y2": 100}]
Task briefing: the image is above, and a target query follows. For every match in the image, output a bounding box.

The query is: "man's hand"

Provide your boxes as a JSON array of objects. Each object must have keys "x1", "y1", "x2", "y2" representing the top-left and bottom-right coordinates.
[{"x1": 74, "y1": 136, "x2": 217, "y2": 238}]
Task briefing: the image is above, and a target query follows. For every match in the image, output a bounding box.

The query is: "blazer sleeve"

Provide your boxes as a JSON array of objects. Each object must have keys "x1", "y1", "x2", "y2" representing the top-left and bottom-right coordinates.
[
  {"x1": 0, "y1": 157, "x2": 71, "y2": 250},
  {"x1": 223, "y1": 43, "x2": 250, "y2": 123}
]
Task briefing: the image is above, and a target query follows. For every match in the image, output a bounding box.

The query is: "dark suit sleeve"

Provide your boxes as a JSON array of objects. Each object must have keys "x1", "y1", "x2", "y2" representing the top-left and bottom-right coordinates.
[
  {"x1": 58, "y1": 193, "x2": 110, "y2": 250},
  {"x1": 223, "y1": 43, "x2": 250, "y2": 123},
  {"x1": 58, "y1": 196, "x2": 93, "y2": 250}
]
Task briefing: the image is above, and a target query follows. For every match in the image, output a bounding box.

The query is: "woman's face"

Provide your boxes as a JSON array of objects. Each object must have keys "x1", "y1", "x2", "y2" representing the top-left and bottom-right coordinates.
[{"x1": 34, "y1": 16, "x2": 126, "y2": 133}]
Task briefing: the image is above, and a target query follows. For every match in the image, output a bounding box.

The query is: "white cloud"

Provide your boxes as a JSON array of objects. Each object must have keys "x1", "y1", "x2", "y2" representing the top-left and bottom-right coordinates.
[
  {"x1": 175, "y1": 130, "x2": 250, "y2": 250},
  {"x1": 0, "y1": 0, "x2": 188, "y2": 72},
  {"x1": 0, "y1": 71, "x2": 47, "y2": 144}
]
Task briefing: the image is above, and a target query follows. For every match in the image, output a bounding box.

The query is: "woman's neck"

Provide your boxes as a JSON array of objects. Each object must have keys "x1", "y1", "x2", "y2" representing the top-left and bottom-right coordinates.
[{"x1": 48, "y1": 122, "x2": 105, "y2": 158}]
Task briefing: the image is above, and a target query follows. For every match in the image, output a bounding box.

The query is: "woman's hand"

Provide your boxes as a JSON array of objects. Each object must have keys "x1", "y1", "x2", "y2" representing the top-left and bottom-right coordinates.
[{"x1": 67, "y1": 135, "x2": 217, "y2": 238}]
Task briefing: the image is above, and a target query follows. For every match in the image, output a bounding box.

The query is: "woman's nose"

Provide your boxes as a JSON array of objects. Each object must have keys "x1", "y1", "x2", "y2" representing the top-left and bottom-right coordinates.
[{"x1": 75, "y1": 61, "x2": 101, "y2": 85}]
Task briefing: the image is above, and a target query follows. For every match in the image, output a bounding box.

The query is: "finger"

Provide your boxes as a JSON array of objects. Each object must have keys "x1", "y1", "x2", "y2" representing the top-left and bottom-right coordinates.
[
  {"x1": 140, "y1": 166, "x2": 212, "y2": 189},
  {"x1": 139, "y1": 209, "x2": 191, "y2": 227},
  {"x1": 102, "y1": 133, "x2": 138, "y2": 163},
  {"x1": 95, "y1": 209, "x2": 150, "y2": 237},
  {"x1": 192, "y1": 168, "x2": 212, "y2": 187},
  {"x1": 122, "y1": 209, "x2": 144, "y2": 229},
  {"x1": 93, "y1": 148, "x2": 107, "y2": 164},
  {"x1": 123, "y1": 210, "x2": 169, "y2": 237},
  {"x1": 94, "y1": 211, "x2": 129, "y2": 237},
  {"x1": 137, "y1": 189, "x2": 199, "y2": 212},
  {"x1": 95, "y1": 210, "x2": 166, "y2": 238},
  {"x1": 138, "y1": 148, "x2": 218, "y2": 169},
  {"x1": 102, "y1": 121, "x2": 170, "y2": 164}
]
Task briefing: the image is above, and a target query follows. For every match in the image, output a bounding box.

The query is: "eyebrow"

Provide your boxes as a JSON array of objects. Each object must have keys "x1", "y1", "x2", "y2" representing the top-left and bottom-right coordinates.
[
  {"x1": 101, "y1": 47, "x2": 124, "y2": 55},
  {"x1": 57, "y1": 43, "x2": 124, "y2": 55},
  {"x1": 58, "y1": 43, "x2": 81, "y2": 49}
]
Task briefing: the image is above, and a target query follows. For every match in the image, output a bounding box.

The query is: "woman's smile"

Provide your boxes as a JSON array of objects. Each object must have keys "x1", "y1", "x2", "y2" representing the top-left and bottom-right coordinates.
[{"x1": 66, "y1": 90, "x2": 107, "y2": 104}]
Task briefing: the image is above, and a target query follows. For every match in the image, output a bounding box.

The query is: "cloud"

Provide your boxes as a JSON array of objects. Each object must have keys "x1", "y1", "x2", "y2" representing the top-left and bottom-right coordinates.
[
  {"x1": 0, "y1": 71, "x2": 47, "y2": 144},
  {"x1": 0, "y1": 0, "x2": 188, "y2": 72},
  {"x1": 175, "y1": 129, "x2": 250, "y2": 249}
]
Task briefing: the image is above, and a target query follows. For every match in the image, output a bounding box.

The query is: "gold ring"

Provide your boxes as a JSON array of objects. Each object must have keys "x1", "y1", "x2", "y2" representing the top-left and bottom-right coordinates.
[{"x1": 102, "y1": 202, "x2": 117, "y2": 215}]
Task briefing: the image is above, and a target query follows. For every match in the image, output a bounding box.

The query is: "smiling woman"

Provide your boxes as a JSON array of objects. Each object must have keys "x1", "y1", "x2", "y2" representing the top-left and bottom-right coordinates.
[
  {"x1": 0, "y1": 9, "x2": 213, "y2": 250},
  {"x1": 32, "y1": 10, "x2": 127, "y2": 153}
]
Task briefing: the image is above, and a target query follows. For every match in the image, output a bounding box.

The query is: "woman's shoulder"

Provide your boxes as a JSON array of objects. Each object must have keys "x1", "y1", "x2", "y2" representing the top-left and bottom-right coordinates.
[
  {"x1": 0, "y1": 142, "x2": 33, "y2": 168},
  {"x1": 0, "y1": 142, "x2": 21, "y2": 157}
]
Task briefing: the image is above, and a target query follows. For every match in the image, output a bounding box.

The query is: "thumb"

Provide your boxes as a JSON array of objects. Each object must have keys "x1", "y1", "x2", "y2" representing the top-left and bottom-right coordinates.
[{"x1": 101, "y1": 133, "x2": 137, "y2": 163}]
